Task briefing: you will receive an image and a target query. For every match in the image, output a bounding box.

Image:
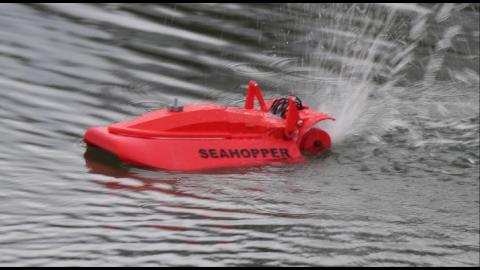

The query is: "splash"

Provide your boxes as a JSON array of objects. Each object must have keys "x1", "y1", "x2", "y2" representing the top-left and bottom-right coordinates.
[{"x1": 302, "y1": 3, "x2": 479, "y2": 145}]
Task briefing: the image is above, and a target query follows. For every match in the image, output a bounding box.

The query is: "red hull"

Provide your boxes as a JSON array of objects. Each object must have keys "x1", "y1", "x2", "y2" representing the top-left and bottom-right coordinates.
[
  {"x1": 84, "y1": 126, "x2": 304, "y2": 171},
  {"x1": 84, "y1": 80, "x2": 334, "y2": 171}
]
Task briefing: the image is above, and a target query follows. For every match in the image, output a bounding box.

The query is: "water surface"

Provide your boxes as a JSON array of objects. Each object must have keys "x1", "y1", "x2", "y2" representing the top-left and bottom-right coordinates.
[{"x1": 0, "y1": 3, "x2": 478, "y2": 266}]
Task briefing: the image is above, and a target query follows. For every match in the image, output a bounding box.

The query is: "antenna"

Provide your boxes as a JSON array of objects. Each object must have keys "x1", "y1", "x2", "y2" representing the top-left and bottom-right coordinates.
[{"x1": 167, "y1": 97, "x2": 183, "y2": 112}]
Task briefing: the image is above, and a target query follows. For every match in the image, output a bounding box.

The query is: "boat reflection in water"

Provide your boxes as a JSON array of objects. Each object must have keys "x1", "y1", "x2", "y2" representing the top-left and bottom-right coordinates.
[
  {"x1": 84, "y1": 145, "x2": 213, "y2": 201},
  {"x1": 83, "y1": 145, "x2": 288, "y2": 227}
]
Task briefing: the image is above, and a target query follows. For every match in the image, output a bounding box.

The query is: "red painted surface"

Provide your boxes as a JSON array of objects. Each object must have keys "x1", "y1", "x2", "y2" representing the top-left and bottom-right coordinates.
[{"x1": 84, "y1": 80, "x2": 334, "y2": 171}]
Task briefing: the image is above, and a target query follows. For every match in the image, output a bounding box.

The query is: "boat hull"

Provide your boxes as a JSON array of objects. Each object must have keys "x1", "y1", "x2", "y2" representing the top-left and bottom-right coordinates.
[{"x1": 84, "y1": 126, "x2": 304, "y2": 171}]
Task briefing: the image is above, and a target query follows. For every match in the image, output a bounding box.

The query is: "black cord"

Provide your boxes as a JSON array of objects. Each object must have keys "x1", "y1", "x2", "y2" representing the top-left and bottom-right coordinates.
[
  {"x1": 293, "y1": 95, "x2": 303, "y2": 110},
  {"x1": 269, "y1": 96, "x2": 303, "y2": 118},
  {"x1": 271, "y1": 98, "x2": 287, "y2": 117}
]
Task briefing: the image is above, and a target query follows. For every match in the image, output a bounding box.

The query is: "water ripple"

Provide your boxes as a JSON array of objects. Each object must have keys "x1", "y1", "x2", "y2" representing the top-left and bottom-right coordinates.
[{"x1": 0, "y1": 3, "x2": 478, "y2": 267}]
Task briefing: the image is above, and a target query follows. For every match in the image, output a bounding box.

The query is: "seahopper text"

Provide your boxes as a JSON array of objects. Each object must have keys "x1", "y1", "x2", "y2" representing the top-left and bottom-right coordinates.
[{"x1": 199, "y1": 148, "x2": 290, "y2": 159}]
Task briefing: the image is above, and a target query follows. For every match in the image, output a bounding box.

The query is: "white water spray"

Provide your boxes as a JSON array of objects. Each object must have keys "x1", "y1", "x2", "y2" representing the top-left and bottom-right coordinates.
[{"x1": 301, "y1": 3, "x2": 474, "y2": 145}]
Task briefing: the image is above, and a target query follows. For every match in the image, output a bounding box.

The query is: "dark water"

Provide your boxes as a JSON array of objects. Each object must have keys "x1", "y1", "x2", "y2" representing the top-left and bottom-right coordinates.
[{"x1": 0, "y1": 3, "x2": 479, "y2": 266}]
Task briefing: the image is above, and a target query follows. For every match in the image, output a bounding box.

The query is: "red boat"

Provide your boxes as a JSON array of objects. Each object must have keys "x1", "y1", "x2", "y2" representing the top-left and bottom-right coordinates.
[{"x1": 84, "y1": 80, "x2": 334, "y2": 171}]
